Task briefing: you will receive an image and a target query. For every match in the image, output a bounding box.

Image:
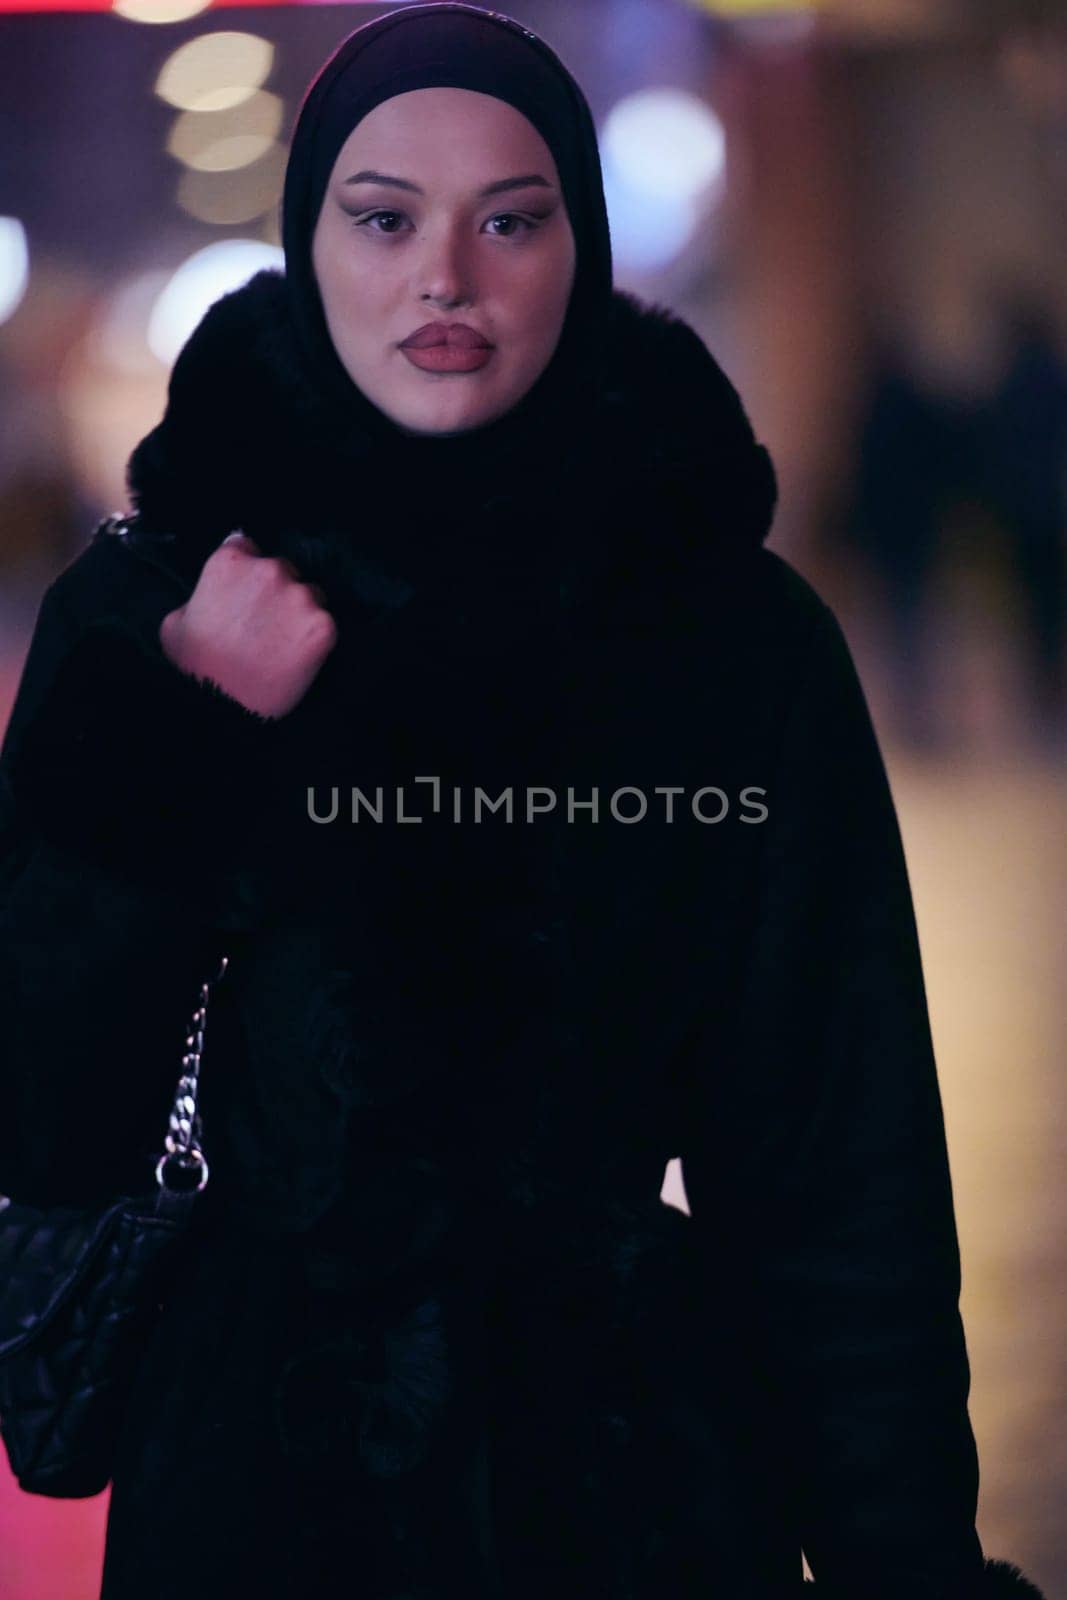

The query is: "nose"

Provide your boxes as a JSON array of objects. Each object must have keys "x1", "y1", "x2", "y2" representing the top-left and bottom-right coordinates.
[{"x1": 417, "y1": 220, "x2": 474, "y2": 310}]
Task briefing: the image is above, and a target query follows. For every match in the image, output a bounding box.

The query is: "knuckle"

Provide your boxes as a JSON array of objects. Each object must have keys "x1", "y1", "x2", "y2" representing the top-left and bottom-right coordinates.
[
  {"x1": 314, "y1": 612, "x2": 339, "y2": 649},
  {"x1": 251, "y1": 557, "x2": 290, "y2": 595}
]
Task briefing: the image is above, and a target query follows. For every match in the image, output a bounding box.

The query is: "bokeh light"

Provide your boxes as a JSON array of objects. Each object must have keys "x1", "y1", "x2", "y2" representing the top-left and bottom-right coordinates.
[
  {"x1": 598, "y1": 89, "x2": 726, "y2": 273},
  {"x1": 113, "y1": 0, "x2": 212, "y2": 25},
  {"x1": 166, "y1": 89, "x2": 284, "y2": 173},
  {"x1": 600, "y1": 152, "x2": 700, "y2": 273},
  {"x1": 146, "y1": 239, "x2": 283, "y2": 365},
  {"x1": 176, "y1": 142, "x2": 287, "y2": 226},
  {"x1": 155, "y1": 32, "x2": 275, "y2": 114},
  {"x1": 601, "y1": 88, "x2": 726, "y2": 203},
  {"x1": 0, "y1": 218, "x2": 29, "y2": 327},
  {"x1": 682, "y1": 0, "x2": 815, "y2": 12}
]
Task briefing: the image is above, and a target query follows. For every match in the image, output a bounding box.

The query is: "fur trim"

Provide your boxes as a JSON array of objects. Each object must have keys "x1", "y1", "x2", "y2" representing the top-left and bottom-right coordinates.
[
  {"x1": 976, "y1": 1562, "x2": 1047, "y2": 1599},
  {"x1": 799, "y1": 1557, "x2": 1047, "y2": 1597},
  {"x1": 124, "y1": 268, "x2": 778, "y2": 567}
]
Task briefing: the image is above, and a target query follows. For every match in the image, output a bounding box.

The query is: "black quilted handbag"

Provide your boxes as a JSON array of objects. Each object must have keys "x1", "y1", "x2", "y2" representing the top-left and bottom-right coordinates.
[{"x1": 0, "y1": 953, "x2": 228, "y2": 1498}]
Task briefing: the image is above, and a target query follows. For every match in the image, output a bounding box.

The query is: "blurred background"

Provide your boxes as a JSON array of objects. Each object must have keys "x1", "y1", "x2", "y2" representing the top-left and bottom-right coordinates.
[{"x1": 1, "y1": 0, "x2": 1065, "y2": 1595}]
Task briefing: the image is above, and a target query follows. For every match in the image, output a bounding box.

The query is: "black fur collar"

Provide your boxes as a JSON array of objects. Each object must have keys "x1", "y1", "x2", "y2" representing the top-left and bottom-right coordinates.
[{"x1": 125, "y1": 268, "x2": 777, "y2": 603}]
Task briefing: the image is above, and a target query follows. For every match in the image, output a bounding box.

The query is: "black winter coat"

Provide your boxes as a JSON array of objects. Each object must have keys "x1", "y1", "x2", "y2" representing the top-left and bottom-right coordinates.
[{"x1": 0, "y1": 271, "x2": 1043, "y2": 1600}]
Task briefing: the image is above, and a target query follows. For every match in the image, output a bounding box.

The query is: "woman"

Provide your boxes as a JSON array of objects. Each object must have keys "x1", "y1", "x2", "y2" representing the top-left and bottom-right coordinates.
[{"x1": 0, "y1": 6, "x2": 1047, "y2": 1598}]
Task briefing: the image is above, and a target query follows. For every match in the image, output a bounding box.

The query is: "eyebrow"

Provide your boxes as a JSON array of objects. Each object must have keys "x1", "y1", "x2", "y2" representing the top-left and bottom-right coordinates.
[{"x1": 341, "y1": 170, "x2": 554, "y2": 198}]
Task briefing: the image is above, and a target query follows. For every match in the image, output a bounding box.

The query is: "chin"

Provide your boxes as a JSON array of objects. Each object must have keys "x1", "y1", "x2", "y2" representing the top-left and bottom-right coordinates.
[{"x1": 387, "y1": 394, "x2": 510, "y2": 438}]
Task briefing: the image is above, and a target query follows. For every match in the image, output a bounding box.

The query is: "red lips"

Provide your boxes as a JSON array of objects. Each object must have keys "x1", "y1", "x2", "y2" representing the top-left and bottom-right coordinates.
[{"x1": 399, "y1": 322, "x2": 493, "y2": 350}]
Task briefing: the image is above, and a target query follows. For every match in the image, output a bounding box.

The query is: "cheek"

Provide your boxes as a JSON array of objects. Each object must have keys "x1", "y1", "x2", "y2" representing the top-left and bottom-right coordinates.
[
  {"x1": 312, "y1": 218, "x2": 345, "y2": 296},
  {"x1": 318, "y1": 248, "x2": 390, "y2": 360},
  {"x1": 316, "y1": 221, "x2": 377, "y2": 304},
  {"x1": 514, "y1": 255, "x2": 574, "y2": 357}
]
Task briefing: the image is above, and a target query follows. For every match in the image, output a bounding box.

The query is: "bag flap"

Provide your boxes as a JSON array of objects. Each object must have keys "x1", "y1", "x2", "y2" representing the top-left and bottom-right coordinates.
[{"x1": 0, "y1": 1194, "x2": 130, "y2": 1359}]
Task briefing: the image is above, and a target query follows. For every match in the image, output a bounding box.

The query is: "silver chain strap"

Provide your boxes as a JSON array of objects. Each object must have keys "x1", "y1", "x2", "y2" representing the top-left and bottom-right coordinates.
[
  {"x1": 154, "y1": 955, "x2": 229, "y2": 1195},
  {"x1": 99, "y1": 508, "x2": 228, "y2": 1200},
  {"x1": 96, "y1": 512, "x2": 136, "y2": 541}
]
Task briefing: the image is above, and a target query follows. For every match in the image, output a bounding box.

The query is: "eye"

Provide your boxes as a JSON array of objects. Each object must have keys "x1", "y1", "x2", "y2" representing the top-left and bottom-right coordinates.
[
  {"x1": 484, "y1": 213, "x2": 538, "y2": 238},
  {"x1": 350, "y1": 208, "x2": 544, "y2": 239},
  {"x1": 355, "y1": 210, "x2": 410, "y2": 235}
]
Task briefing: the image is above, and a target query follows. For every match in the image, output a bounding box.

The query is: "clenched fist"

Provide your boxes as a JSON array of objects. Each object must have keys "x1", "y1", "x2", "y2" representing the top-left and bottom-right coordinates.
[{"x1": 158, "y1": 531, "x2": 338, "y2": 719}]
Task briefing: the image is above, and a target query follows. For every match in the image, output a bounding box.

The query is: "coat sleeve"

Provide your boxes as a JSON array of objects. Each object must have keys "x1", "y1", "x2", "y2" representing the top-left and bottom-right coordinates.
[
  {"x1": 679, "y1": 592, "x2": 989, "y2": 1597},
  {"x1": 0, "y1": 547, "x2": 293, "y2": 1207}
]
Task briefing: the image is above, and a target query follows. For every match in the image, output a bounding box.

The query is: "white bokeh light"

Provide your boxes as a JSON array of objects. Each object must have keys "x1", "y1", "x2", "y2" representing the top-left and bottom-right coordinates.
[
  {"x1": 156, "y1": 32, "x2": 275, "y2": 113},
  {"x1": 147, "y1": 239, "x2": 283, "y2": 365},
  {"x1": 0, "y1": 218, "x2": 30, "y2": 327},
  {"x1": 601, "y1": 88, "x2": 726, "y2": 204},
  {"x1": 167, "y1": 90, "x2": 284, "y2": 174},
  {"x1": 600, "y1": 152, "x2": 699, "y2": 274},
  {"x1": 113, "y1": 0, "x2": 212, "y2": 24}
]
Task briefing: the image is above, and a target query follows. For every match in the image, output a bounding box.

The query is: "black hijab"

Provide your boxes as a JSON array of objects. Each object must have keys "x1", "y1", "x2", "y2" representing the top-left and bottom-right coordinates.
[{"x1": 280, "y1": 2, "x2": 614, "y2": 489}]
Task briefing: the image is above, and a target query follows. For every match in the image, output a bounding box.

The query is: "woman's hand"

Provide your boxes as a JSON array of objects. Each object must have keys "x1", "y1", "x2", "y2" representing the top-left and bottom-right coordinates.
[{"x1": 158, "y1": 531, "x2": 338, "y2": 719}]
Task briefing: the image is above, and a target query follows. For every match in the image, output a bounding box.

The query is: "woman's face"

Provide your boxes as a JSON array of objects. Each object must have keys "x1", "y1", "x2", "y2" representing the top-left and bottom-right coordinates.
[{"x1": 311, "y1": 87, "x2": 577, "y2": 436}]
